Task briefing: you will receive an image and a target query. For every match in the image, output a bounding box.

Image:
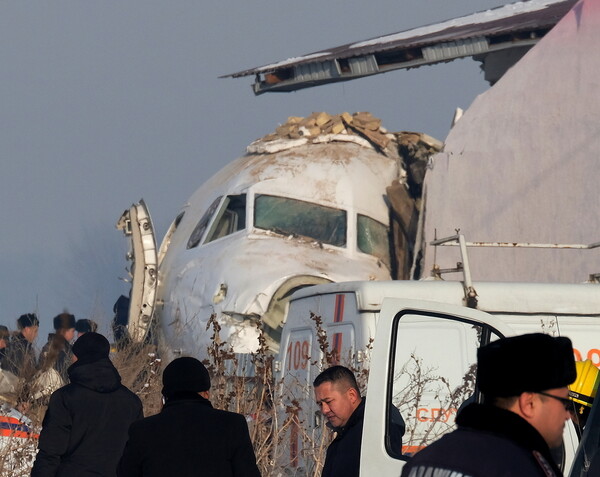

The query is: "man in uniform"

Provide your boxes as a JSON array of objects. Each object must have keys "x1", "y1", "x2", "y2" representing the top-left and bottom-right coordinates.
[{"x1": 401, "y1": 333, "x2": 576, "y2": 477}]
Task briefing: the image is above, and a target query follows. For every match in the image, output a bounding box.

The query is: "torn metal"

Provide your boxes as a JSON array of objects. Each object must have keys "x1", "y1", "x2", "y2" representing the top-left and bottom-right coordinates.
[{"x1": 224, "y1": 0, "x2": 575, "y2": 93}]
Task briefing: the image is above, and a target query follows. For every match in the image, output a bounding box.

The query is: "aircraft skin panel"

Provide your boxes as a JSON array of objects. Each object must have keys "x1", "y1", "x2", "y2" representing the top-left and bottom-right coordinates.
[
  {"x1": 157, "y1": 141, "x2": 398, "y2": 293},
  {"x1": 179, "y1": 142, "x2": 397, "y2": 226},
  {"x1": 158, "y1": 234, "x2": 391, "y2": 356},
  {"x1": 421, "y1": 0, "x2": 600, "y2": 283},
  {"x1": 154, "y1": 140, "x2": 400, "y2": 357}
]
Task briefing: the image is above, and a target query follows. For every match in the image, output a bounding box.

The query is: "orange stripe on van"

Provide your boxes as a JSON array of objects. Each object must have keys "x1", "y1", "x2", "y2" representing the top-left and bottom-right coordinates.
[{"x1": 334, "y1": 294, "x2": 345, "y2": 323}]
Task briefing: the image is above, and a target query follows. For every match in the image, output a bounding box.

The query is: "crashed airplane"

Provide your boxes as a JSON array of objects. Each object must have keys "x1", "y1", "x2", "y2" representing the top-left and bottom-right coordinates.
[
  {"x1": 118, "y1": 0, "x2": 600, "y2": 361},
  {"x1": 118, "y1": 112, "x2": 441, "y2": 356}
]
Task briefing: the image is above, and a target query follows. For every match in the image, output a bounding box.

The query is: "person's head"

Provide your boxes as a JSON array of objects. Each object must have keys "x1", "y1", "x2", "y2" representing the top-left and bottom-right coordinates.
[
  {"x1": 75, "y1": 319, "x2": 98, "y2": 338},
  {"x1": 53, "y1": 313, "x2": 76, "y2": 342},
  {"x1": 162, "y1": 357, "x2": 211, "y2": 401},
  {"x1": 313, "y1": 365, "x2": 362, "y2": 429},
  {"x1": 71, "y1": 332, "x2": 110, "y2": 365},
  {"x1": 569, "y1": 359, "x2": 599, "y2": 428},
  {"x1": 17, "y1": 313, "x2": 39, "y2": 343},
  {"x1": 0, "y1": 326, "x2": 9, "y2": 349},
  {"x1": 477, "y1": 333, "x2": 576, "y2": 448}
]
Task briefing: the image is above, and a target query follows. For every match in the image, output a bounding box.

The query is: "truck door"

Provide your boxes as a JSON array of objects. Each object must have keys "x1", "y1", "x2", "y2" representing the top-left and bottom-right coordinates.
[{"x1": 361, "y1": 299, "x2": 514, "y2": 476}]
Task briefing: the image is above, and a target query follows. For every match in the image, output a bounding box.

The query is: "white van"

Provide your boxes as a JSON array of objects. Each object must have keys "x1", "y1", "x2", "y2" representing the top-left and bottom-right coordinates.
[{"x1": 275, "y1": 279, "x2": 600, "y2": 475}]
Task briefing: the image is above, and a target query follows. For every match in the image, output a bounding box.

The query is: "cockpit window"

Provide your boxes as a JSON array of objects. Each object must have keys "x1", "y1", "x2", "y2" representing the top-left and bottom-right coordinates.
[
  {"x1": 187, "y1": 196, "x2": 222, "y2": 249},
  {"x1": 357, "y1": 214, "x2": 390, "y2": 267},
  {"x1": 254, "y1": 194, "x2": 347, "y2": 247},
  {"x1": 205, "y1": 194, "x2": 247, "y2": 243}
]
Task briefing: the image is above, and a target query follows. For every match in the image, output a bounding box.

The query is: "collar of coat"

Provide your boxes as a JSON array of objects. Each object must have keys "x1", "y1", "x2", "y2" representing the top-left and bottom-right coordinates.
[
  {"x1": 327, "y1": 397, "x2": 365, "y2": 436},
  {"x1": 457, "y1": 403, "x2": 561, "y2": 475},
  {"x1": 163, "y1": 392, "x2": 214, "y2": 408}
]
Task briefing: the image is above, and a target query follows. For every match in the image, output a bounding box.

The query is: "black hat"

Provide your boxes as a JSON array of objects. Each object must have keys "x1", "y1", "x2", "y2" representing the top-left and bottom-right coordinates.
[
  {"x1": 477, "y1": 333, "x2": 576, "y2": 398},
  {"x1": 72, "y1": 332, "x2": 110, "y2": 365},
  {"x1": 17, "y1": 313, "x2": 39, "y2": 329},
  {"x1": 162, "y1": 357, "x2": 211, "y2": 397},
  {"x1": 53, "y1": 313, "x2": 76, "y2": 331},
  {"x1": 75, "y1": 319, "x2": 97, "y2": 333}
]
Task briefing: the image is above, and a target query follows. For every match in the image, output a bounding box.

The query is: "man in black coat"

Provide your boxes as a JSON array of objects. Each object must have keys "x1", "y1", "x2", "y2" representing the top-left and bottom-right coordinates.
[
  {"x1": 2, "y1": 313, "x2": 39, "y2": 379},
  {"x1": 117, "y1": 356, "x2": 261, "y2": 477},
  {"x1": 31, "y1": 332, "x2": 143, "y2": 477},
  {"x1": 313, "y1": 366, "x2": 365, "y2": 477},
  {"x1": 38, "y1": 312, "x2": 77, "y2": 384},
  {"x1": 401, "y1": 333, "x2": 577, "y2": 477}
]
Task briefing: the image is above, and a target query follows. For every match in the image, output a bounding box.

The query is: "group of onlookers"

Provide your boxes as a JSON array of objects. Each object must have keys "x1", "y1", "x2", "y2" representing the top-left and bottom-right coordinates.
[
  {"x1": 0, "y1": 312, "x2": 262, "y2": 477},
  {"x1": 29, "y1": 335, "x2": 261, "y2": 477},
  {"x1": 0, "y1": 308, "x2": 588, "y2": 477},
  {"x1": 0, "y1": 312, "x2": 98, "y2": 398}
]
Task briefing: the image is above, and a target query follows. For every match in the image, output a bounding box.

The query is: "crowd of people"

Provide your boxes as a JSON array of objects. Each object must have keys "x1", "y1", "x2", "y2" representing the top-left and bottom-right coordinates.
[
  {"x1": 0, "y1": 309, "x2": 596, "y2": 477},
  {"x1": 0, "y1": 313, "x2": 99, "y2": 403}
]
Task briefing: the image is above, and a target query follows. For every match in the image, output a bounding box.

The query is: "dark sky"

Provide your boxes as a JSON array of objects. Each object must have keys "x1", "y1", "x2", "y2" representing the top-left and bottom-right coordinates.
[{"x1": 0, "y1": 0, "x2": 505, "y2": 340}]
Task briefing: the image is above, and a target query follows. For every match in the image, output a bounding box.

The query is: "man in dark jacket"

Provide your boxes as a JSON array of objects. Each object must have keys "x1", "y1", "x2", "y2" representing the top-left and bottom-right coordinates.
[
  {"x1": 401, "y1": 333, "x2": 577, "y2": 477},
  {"x1": 117, "y1": 356, "x2": 261, "y2": 477},
  {"x1": 31, "y1": 332, "x2": 143, "y2": 477},
  {"x1": 0, "y1": 325, "x2": 9, "y2": 363},
  {"x1": 2, "y1": 313, "x2": 39, "y2": 378},
  {"x1": 38, "y1": 312, "x2": 77, "y2": 384},
  {"x1": 313, "y1": 366, "x2": 365, "y2": 477}
]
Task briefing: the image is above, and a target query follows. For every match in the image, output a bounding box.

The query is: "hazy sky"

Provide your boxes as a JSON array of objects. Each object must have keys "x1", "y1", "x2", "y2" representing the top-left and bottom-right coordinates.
[{"x1": 1, "y1": 0, "x2": 506, "y2": 340}]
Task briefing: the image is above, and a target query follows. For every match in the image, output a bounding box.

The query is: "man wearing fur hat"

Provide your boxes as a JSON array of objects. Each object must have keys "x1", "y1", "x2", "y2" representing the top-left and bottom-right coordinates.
[
  {"x1": 2, "y1": 313, "x2": 39, "y2": 379},
  {"x1": 31, "y1": 332, "x2": 143, "y2": 477},
  {"x1": 117, "y1": 356, "x2": 261, "y2": 477},
  {"x1": 38, "y1": 312, "x2": 77, "y2": 384},
  {"x1": 75, "y1": 318, "x2": 98, "y2": 338},
  {"x1": 401, "y1": 333, "x2": 576, "y2": 477}
]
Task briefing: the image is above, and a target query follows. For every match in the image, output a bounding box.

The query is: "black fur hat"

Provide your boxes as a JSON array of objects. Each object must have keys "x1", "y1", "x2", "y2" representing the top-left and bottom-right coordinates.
[
  {"x1": 75, "y1": 319, "x2": 97, "y2": 333},
  {"x1": 477, "y1": 333, "x2": 576, "y2": 398},
  {"x1": 17, "y1": 313, "x2": 39, "y2": 329},
  {"x1": 72, "y1": 332, "x2": 110, "y2": 365},
  {"x1": 162, "y1": 357, "x2": 211, "y2": 397},
  {"x1": 53, "y1": 313, "x2": 76, "y2": 331}
]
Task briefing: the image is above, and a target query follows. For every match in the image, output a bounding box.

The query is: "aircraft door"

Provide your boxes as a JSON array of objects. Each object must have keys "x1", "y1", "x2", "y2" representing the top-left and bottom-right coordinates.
[{"x1": 116, "y1": 200, "x2": 158, "y2": 343}]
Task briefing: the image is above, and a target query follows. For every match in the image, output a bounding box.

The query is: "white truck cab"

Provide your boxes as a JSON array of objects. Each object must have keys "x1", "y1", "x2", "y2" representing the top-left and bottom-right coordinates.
[{"x1": 276, "y1": 280, "x2": 600, "y2": 475}]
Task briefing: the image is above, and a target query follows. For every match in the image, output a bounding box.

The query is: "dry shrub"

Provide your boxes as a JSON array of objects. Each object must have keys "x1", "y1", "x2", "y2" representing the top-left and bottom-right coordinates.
[
  {"x1": 111, "y1": 341, "x2": 163, "y2": 417},
  {"x1": 199, "y1": 313, "x2": 363, "y2": 477},
  {"x1": 393, "y1": 355, "x2": 476, "y2": 450}
]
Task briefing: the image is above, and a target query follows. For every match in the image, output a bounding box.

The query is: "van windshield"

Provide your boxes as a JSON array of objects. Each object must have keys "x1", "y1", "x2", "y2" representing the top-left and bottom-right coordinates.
[{"x1": 254, "y1": 194, "x2": 347, "y2": 247}]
